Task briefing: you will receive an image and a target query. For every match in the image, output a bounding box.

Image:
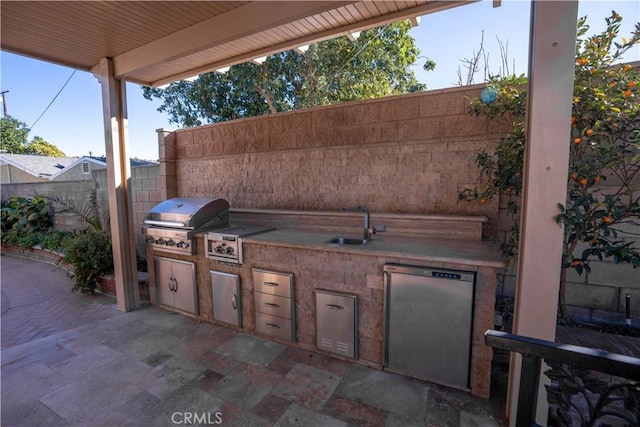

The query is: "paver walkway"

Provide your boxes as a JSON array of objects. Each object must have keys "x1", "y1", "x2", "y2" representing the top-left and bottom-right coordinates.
[{"x1": 1, "y1": 255, "x2": 504, "y2": 426}]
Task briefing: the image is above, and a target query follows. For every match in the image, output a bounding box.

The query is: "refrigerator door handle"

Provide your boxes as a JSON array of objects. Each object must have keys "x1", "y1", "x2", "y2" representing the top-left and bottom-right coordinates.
[{"x1": 232, "y1": 293, "x2": 237, "y2": 310}]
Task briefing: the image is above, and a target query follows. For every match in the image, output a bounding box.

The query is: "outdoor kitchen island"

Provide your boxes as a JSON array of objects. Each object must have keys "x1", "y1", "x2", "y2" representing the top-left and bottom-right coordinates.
[{"x1": 148, "y1": 209, "x2": 506, "y2": 399}]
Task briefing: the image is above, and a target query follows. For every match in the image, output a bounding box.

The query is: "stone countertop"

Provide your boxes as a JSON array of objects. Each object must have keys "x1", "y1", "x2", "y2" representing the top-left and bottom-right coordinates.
[{"x1": 243, "y1": 228, "x2": 507, "y2": 269}]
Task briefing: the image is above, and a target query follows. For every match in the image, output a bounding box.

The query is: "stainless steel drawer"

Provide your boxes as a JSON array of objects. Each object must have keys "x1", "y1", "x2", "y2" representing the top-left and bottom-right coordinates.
[
  {"x1": 252, "y1": 268, "x2": 293, "y2": 298},
  {"x1": 254, "y1": 292, "x2": 292, "y2": 319},
  {"x1": 255, "y1": 312, "x2": 294, "y2": 341}
]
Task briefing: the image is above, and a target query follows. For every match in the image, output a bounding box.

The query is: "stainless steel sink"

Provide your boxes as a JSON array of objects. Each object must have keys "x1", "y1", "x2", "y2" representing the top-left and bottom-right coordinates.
[{"x1": 325, "y1": 236, "x2": 367, "y2": 245}]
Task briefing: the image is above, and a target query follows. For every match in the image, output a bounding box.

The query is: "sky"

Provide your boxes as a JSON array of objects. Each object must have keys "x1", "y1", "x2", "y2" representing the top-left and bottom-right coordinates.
[{"x1": 1, "y1": 1, "x2": 638, "y2": 161}]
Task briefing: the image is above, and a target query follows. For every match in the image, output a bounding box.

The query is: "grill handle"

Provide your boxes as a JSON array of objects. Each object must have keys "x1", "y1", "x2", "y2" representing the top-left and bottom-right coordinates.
[
  {"x1": 144, "y1": 219, "x2": 187, "y2": 228},
  {"x1": 232, "y1": 294, "x2": 237, "y2": 310}
]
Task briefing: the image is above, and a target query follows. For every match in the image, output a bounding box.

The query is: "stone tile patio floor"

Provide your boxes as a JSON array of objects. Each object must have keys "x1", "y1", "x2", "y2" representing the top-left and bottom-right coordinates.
[{"x1": 1, "y1": 255, "x2": 505, "y2": 426}]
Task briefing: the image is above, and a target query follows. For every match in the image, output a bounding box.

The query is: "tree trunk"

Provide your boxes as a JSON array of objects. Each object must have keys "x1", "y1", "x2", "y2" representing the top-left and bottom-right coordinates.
[{"x1": 558, "y1": 267, "x2": 568, "y2": 323}]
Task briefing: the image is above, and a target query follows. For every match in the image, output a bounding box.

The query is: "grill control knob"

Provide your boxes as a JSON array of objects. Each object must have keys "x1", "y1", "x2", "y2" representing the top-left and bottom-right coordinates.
[
  {"x1": 225, "y1": 247, "x2": 234, "y2": 254},
  {"x1": 176, "y1": 241, "x2": 184, "y2": 248},
  {"x1": 183, "y1": 242, "x2": 190, "y2": 248},
  {"x1": 155, "y1": 238, "x2": 165, "y2": 245},
  {"x1": 146, "y1": 236, "x2": 155, "y2": 243},
  {"x1": 215, "y1": 245, "x2": 224, "y2": 253},
  {"x1": 166, "y1": 239, "x2": 175, "y2": 246}
]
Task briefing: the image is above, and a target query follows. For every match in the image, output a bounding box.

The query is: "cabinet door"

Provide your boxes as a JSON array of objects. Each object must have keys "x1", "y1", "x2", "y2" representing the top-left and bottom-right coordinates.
[
  {"x1": 154, "y1": 256, "x2": 175, "y2": 307},
  {"x1": 171, "y1": 260, "x2": 198, "y2": 315},
  {"x1": 315, "y1": 291, "x2": 358, "y2": 359},
  {"x1": 211, "y1": 271, "x2": 242, "y2": 327}
]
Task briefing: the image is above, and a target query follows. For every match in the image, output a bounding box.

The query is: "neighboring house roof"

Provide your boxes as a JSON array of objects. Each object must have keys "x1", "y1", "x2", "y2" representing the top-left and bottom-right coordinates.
[
  {"x1": 87, "y1": 156, "x2": 157, "y2": 167},
  {"x1": 48, "y1": 155, "x2": 158, "y2": 180},
  {"x1": 0, "y1": 153, "x2": 78, "y2": 179},
  {"x1": 0, "y1": 153, "x2": 158, "y2": 182}
]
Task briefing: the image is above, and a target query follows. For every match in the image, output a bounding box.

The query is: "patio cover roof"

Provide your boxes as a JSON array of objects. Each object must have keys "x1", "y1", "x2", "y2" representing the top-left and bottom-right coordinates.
[
  {"x1": 1, "y1": 2, "x2": 580, "y2": 423},
  {"x1": 1, "y1": 0, "x2": 476, "y2": 87}
]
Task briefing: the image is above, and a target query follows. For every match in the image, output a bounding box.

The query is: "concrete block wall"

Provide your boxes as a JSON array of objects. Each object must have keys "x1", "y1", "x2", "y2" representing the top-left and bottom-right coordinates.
[
  {"x1": 1, "y1": 164, "x2": 160, "y2": 261},
  {"x1": 163, "y1": 84, "x2": 501, "y2": 238},
  {"x1": 93, "y1": 164, "x2": 162, "y2": 260}
]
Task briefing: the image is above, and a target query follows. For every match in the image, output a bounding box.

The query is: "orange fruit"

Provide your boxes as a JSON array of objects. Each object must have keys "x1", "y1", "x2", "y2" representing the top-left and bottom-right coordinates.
[
  {"x1": 593, "y1": 37, "x2": 600, "y2": 44},
  {"x1": 593, "y1": 175, "x2": 601, "y2": 183},
  {"x1": 609, "y1": 82, "x2": 617, "y2": 88},
  {"x1": 623, "y1": 90, "x2": 632, "y2": 98},
  {"x1": 585, "y1": 129, "x2": 593, "y2": 136},
  {"x1": 623, "y1": 64, "x2": 632, "y2": 72},
  {"x1": 574, "y1": 137, "x2": 582, "y2": 144},
  {"x1": 579, "y1": 178, "x2": 587, "y2": 186},
  {"x1": 570, "y1": 172, "x2": 577, "y2": 180},
  {"x1": 603, "y1": 215, "x2": 613, "y2": 224},
  {"x1": 479, "y1": 198, "x2": 487, "y2": 204},
  {"x1": 570, "y1": 116, "x2": 576, "y2": 123},
  {"x1": 571, "y1": 260, "x2": 581, "y2": 267},
  {"x1": 628, "y1": 81, "x2": 636, "y2": 88},
  {"x1": 576, "y1": 58, "x2": 588, "y2": 65}
]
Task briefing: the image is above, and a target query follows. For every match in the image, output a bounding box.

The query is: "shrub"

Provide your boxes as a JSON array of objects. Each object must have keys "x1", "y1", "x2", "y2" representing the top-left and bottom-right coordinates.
[
  {"x1": 41, "y1": 229, "x2": 74, "y2": 251},
  {"x1": 17, "y1": 231, "x2": 44, "y2": 250},
  {"x1": 63, "y1": 230, "x2": 114, "y2": 294},
  {"x1": 1, "y1": 195, "x2": 51, "y2": 234}
]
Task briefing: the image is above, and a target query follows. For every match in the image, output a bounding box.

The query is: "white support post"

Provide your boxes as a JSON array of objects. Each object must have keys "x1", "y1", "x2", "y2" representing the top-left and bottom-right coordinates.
[
  {"x1": 507, "y1": 1, "x2": 578, "y2": 425},
  {"x1": 92, "y1": 58, "x2": 140, "y2": 312}
]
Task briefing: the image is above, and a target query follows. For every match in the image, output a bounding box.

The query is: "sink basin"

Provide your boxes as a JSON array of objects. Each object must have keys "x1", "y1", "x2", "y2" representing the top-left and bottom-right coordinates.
[{"x1": 325, "y1": 236, "x2": 367, "y2": 245}]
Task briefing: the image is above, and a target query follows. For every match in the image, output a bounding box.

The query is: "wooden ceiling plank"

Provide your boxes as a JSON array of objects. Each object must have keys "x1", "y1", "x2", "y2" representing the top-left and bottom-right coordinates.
[
  {"x1": 150, "y1": 0, "x2": 474, "y2": 87},
  {"x1": 113, "y1": 1, "x2": 355, "y2": 78}
]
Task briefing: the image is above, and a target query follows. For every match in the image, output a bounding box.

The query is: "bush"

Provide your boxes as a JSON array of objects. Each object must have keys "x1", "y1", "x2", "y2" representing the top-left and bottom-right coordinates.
[
  {"x1": 0, "y1": 195, "x2": 51, "y2": 234},
  {"x1": 17, "y1": 231, "x2": 44, "y2": 250},
  {"x1": 63, "y1": 230, "x2": 114, "y2": 294},
  {"x1": 40, "y1": 229, "x2": 73, "y2": 251}
]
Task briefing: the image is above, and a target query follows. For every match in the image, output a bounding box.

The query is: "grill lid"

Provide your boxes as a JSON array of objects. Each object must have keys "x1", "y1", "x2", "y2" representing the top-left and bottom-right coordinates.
[{"x1": 144, "y1": 198, "x2": 230, "y2": 230}]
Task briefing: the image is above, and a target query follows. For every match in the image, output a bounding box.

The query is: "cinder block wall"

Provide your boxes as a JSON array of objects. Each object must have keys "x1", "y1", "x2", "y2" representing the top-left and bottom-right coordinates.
[
  {"x1": 1, "y1": 164, "x2": 160, "y2": 260},
  {"x1": 164, "y1": 84, "x2": 502, "y2": 237},
  {"x1": 94, "y1": 164, "x2": 162, "y2": 259}
]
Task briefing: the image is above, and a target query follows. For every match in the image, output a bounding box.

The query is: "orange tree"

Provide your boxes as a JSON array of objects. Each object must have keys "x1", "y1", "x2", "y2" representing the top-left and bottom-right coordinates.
[{"x1": 459, "y1": 12, "x2": 640, "y2": 319}]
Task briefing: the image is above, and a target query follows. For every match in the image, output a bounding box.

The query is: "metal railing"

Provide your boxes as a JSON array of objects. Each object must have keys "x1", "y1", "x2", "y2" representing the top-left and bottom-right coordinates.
[{"x1": 485, "y1": 330, "x2": 640, "y2": 426}]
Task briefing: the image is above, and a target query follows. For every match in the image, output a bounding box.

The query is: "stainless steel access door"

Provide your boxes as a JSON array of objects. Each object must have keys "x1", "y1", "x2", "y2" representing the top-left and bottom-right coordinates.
[
  {"x1": 383, "y1": 264, "x2": 475, "y2": 390},
  {"x1": 210, "y1": 270, "x2": 242, "y2": 327}
]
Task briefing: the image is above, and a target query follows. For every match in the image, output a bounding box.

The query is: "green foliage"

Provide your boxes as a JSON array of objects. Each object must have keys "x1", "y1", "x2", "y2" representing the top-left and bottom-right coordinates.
[
  {"x1": 143, "y1": 21, "x2": 427, "y2": 127},
  {"x1": 40, "y1": 229, "x2": 74, "y2": 251},
  {"x1": 63, "y1": 230, "x2": 114, "y2": 294},
  {"x1": 458, "y1": 12, "x2": 640, "y2": 317},
  {"x1": 1, "y1": 196, "x2": 51, "y2": 234},
  {"x1": 0, "y1": 116, "x2": 29, "y2": 153},
  {"x1": 0, "y1": 115, "x2": 65, "y2": 156},
  {"x1": 26, "y1": 136, "x2": 66, "y2": 157},
  {"x1": 43, "y1": 189, "x2": 106, "y2": 232}
]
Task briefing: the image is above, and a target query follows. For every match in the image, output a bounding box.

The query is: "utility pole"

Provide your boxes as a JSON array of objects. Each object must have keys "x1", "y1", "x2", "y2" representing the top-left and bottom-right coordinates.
[{"x1": 0, "y1": 90, "x2": 8, "y2": 117}]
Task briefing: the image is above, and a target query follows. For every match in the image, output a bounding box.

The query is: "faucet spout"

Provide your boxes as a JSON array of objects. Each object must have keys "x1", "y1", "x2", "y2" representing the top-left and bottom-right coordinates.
[{"x1": 344, "y1": 205, "x2": 374, "y2": 242}]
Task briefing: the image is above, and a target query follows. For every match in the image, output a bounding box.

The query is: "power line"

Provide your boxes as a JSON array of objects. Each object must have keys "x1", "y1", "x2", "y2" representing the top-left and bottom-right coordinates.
[{"x1": 29, "y1": 70, "x2": 76, "y2": 131}]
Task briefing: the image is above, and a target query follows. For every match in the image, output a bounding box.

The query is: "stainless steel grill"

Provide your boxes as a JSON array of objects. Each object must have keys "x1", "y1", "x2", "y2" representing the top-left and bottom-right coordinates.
[{"x1": 142, "y1": 198, "x2": 230, "y2": 255}]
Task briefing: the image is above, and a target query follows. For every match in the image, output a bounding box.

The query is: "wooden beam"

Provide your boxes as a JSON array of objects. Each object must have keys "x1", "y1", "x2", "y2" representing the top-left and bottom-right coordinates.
[
  {"x1": 113, "y1": 1, "x2": 355, "y2": 78},
  {"x1": 93, "y1": 58, "x2": 140, "y2": 312},
  {"x1": 507, "y1": 1, "x2": 579, "y2": 425},
  {"x1": 150, "y1": 0, "x2": 478, "y2": 87}
]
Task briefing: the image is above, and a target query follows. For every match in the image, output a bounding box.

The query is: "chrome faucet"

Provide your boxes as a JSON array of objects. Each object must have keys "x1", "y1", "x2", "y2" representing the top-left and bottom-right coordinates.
[{"x1": 344, "y1": 206, "x2": 375, "y2": 242}]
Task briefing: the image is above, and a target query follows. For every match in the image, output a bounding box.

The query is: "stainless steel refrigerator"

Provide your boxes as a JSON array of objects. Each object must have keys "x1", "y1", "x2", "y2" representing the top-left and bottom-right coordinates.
[{"x1": 383, "y1": 264, "x2": 475, "y2": 390}]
